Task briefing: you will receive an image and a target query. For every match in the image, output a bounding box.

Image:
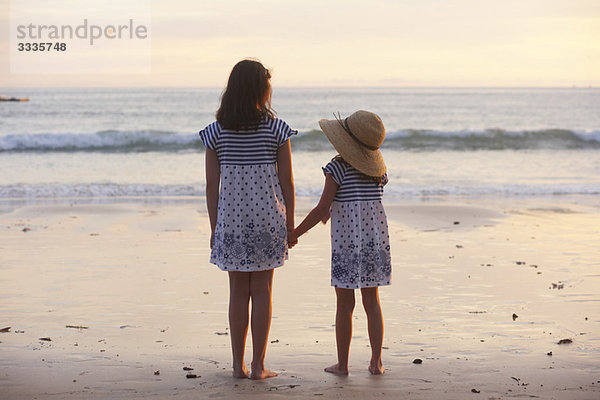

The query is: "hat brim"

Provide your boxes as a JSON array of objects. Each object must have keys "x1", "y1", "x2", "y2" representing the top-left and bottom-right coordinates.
[{"x1": 319, "y1": 119, "x2": 386, "y2": 177}]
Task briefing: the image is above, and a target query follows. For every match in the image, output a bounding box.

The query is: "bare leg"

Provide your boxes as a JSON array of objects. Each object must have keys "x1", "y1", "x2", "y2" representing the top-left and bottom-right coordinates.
[
  {"x1": 325, "y1": 287, "x2": 355, "y2": 375},
  {"x1": 249, "y1": 269, "x2": 277, "y2": 380},
  {"x1": 361, "y1": 287, "x2": 384, "y2": 375},
  {"x1": 228, "y1": 271, "x2": 250, "y2": 378}
]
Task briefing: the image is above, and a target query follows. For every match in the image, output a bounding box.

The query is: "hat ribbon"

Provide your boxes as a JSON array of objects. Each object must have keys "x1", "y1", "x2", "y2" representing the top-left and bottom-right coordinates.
[{"x1": 334, "y1": 113, "x2": 379, "y2": 151}]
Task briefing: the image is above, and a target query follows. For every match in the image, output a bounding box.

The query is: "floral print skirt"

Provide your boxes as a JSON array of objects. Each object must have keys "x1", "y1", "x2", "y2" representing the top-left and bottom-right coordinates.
[
  {"x1": 210, "y1": 164, "x2": 288, "y2": 271},
  {"x1": 329, "y1": 200, "x2": 391, "y2": 289}
]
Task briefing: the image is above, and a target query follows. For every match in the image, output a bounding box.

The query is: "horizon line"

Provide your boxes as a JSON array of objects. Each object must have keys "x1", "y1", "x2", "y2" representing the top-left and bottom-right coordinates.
[{"x1": 1, "y1": 85, "x2": 597, "y2": 90}]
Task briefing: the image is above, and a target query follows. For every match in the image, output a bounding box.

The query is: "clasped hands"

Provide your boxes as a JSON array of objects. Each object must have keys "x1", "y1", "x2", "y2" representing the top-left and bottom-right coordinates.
[{"x1": 287, "y1": 211, "x2": 330, "y2": 249}]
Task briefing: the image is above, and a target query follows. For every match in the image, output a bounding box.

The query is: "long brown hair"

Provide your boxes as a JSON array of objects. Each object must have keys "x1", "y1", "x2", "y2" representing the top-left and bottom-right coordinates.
[{"x1": 216, "y1": 59, "x2": 275, "y2": 131}]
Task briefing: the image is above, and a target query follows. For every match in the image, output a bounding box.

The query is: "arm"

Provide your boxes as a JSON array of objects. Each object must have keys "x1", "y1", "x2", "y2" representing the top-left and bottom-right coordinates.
[
  {"x1": 205, "y1": 148, "x2": 220, "y2": 248},
  {"x1": 288, "y1": 174, "x2": 338, "y2": 243},
  {"x1": 277, "y1": 140, "x2": 295, "y2": 233}
]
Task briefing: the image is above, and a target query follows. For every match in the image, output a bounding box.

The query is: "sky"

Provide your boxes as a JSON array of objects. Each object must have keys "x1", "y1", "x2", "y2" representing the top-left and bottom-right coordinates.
[{"x1": 0, "y1": 0, "x2": 599, "y2": 87}]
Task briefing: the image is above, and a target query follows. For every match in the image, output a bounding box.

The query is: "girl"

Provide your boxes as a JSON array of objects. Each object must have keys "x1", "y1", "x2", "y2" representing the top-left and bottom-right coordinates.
[
  {"x1": 288, "y1": 110, "x2": 391, "y2": 375},
  {"x1": 199, "y1": 59, "x2": 297, "y2": 380}
]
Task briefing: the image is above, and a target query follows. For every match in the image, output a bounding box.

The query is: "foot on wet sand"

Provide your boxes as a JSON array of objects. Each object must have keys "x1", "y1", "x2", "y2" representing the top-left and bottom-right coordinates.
[
  {"x1": 232, "y1": 366, "x2": 250, "y2": 379},
  {"x1": 250, "y1": 368, "x2": 278, "y2": 380},
  {"x1": 324, "y1": 363, "x2": 349, "y2": 376},
  {"x1": 368, "y1": 361, "x2": 385, "y2": 375}
]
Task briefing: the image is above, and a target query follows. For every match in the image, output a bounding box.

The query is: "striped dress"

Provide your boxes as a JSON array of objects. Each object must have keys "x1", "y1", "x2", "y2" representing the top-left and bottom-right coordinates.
[
  {"x1": 199, "y1": 118, "x2": 297, "y2": 271},
  {"x1": 323, "y1": 159, "x2": 392, "y2": 289}
]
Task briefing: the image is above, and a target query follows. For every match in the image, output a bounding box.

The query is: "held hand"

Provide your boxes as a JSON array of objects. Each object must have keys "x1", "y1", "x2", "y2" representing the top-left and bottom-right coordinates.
[
  {"x1": 287, "y1": 229, "x2": 298, "y2": 249},
  {"x1": 321, "y1": 210, "x2": 331, "y2": 224}
]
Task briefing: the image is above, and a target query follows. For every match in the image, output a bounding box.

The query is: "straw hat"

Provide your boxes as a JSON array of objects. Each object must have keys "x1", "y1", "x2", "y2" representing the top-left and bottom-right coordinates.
[{"x1": 319, "y1": 110, "x2": 386, "y2": 177}]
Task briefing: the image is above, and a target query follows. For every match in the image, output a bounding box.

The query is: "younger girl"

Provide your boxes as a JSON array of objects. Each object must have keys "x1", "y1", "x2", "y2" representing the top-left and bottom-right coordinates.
[
  {"x1": 199, "y1": 59, "x2": 296, "y2": 380},
  {"x1": 288, "y1": 110, "x2": 391, "y2": 375}
]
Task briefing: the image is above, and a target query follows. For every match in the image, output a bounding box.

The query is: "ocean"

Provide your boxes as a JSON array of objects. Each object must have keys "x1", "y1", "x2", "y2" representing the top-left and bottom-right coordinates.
[{"x1": 1, "y1": 87, "x2": 599, "y2": 202}]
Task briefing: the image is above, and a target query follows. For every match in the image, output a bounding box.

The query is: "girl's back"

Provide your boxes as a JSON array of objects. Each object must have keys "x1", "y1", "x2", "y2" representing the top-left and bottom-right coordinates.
[
  {"x1": 202, "y1": 118, "x2": 294, "y2": 165},
  {"x1": 199, "y1": 117, "x2": 296, "y2": 271},
  {"x1": 324, "y1": 158, "x2": 385, "y2": 202},
  {"x1": 323, "y1": 158, "x2": 391, "y2": 289}
]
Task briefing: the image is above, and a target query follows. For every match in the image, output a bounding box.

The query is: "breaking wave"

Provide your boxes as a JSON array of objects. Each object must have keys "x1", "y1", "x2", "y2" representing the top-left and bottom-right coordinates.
[{"x1": 1, "y1": 128, "x2": 599, "y2": 152}]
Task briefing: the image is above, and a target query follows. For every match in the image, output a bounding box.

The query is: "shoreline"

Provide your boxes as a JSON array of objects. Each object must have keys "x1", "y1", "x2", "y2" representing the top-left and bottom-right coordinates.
[
  {"x1": 1, "y1": 196, "x2": 599, "y2": 399},
  {"x1": 2, "y1": 191, "x2": 599, "y2": 210}
]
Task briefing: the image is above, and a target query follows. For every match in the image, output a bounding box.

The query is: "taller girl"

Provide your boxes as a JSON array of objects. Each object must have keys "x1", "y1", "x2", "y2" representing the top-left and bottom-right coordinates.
[{"x1": 199, "y1": 59, "x2": 296, "y2": 380}]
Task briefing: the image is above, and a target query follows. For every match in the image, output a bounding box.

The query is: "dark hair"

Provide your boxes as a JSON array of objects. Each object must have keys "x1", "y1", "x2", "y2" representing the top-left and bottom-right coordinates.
[
  {"x1": 332, "y1": 155, "x2": 387, "y2": 185},
  {"x1": 216, "y1": 59, "x2": 275, "y2": 131}
]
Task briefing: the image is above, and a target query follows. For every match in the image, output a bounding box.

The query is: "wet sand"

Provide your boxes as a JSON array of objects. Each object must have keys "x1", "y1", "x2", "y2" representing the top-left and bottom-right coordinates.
[{"x1": 1, "y1": 197, "x2": 599, "y2": 399}]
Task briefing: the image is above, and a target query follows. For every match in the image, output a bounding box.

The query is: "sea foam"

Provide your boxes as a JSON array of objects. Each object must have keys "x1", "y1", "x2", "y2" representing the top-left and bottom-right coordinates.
[{"x1": 2, "y1": 128, "x2": 599, "y2": 152}]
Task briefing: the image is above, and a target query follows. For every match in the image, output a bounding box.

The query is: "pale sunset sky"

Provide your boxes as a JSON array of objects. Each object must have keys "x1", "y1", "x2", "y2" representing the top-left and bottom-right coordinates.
[{"x1": 1, "y1": 0, "x2": 599, "y2": 87}]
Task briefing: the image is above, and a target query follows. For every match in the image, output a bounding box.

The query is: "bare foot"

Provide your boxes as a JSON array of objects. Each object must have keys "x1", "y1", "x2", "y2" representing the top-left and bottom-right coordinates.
[
  {"x1": 324, "y1": 363, "x2": 348, "y2": 376},
  {"x1": 250, "y1": 368, "x2": 278, "y2": 380},
  {"x1": 368, "y1": 360, "x2": 385, "y2": 375},
  {"x1": 232, "y1": 365, "x2": 250, "y2": 379}
]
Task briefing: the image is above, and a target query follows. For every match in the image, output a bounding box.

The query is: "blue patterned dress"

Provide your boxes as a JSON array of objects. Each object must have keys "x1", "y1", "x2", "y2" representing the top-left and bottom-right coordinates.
[
  {"x1": 323, "y1": 159, "x2": 392, "y2": 289},
  {"x1": 199, "y1": 118, "x2": 297, "y2": 271}
]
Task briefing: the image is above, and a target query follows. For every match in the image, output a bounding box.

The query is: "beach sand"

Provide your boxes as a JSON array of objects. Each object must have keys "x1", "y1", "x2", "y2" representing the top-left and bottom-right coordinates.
[{"x1": 1, "y1": 197, "x2": 599, "y2": 399}]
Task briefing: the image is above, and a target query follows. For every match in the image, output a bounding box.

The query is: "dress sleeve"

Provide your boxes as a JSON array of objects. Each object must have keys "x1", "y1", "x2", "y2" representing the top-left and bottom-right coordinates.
[
  {"x1": 274, "y1": 119, "x2": 298, "y2": 147},
  {"x1": 322, "y1": 160, "x2": 346, "y2": 186},
  {"x1": 198, "y1": 121, "x2": 220, "y2": 150}
]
